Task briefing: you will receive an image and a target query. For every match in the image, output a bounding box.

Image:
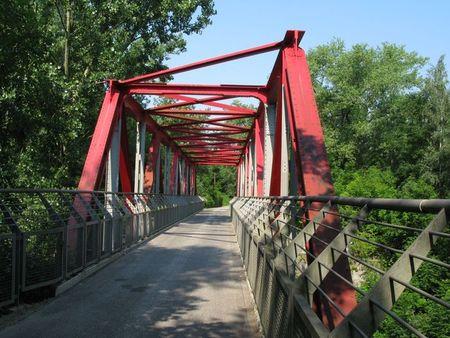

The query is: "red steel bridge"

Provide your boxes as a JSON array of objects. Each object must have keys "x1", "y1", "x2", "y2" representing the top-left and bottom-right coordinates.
[{"x1": 0, "y1": 30, "x2": 449, "y2": 337}]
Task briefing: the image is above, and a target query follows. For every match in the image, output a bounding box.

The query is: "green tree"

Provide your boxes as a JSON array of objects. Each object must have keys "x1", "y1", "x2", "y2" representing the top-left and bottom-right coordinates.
[
  {"x1": 307, "y1": 40, "x2": 450, "y2": 198},
  {"x1": 197, "y1": 165, "x2": 236, "y2": 207},
  {"x1": 0, "y1": 0, "x2": 215, "y2": 188},
  {"x1": 308, "y1": 40, "x2": 450, "y2": 338},
  {"x1": 421, "y1": 56, "x2": 450, "y2": 197}
]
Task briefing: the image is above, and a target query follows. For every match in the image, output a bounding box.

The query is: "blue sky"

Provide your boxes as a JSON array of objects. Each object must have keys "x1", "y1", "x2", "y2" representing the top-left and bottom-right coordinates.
[{"x1": 166, "y1": 0, "x2": 450, "y2": 86}]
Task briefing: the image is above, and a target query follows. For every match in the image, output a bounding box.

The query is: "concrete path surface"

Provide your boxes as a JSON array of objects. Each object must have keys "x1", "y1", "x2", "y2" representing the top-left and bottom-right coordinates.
[{"x1": 0, "y1": 207, "x2": 260, "y2": 338}]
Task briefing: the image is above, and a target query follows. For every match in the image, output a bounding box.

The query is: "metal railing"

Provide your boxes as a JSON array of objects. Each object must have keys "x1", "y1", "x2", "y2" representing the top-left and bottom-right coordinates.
[
  {"x1": 231, "y1": 196, "x2": 449, "y2": 337},
  {"x1": 0, "y1": 189, "x2": 203, "y2": 307}
]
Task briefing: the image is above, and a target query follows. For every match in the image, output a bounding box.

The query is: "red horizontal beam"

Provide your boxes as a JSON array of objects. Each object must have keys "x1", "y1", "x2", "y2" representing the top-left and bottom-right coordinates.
[
  {"x1": 168, "y1": 122, "x2": 250, "y2": 134},
  {"x1": 180, "y1": 142, "x2": 245, "y2": 148},
  {"x1": 166, "y1": 120, "x2": 250, "y2": 131},
  {"x1": 157, "y1": 114, "x2": 253, "y2": 128},
  {"x1": 125, "y1": 83, "x2": 268, "y2": 103},
  {"x1": 190, "y1": 156, "x2": 241, "y2": 160},
  {"x1": 185, "y1": 147, "x2": 243, "y2": 152},
  {"x1": 151, "y1": 109, "x2": 255, "y2": 116},
  {"x1": 163, "y1": 114, "x2": 252, "y2": 131},
  {"x1": 195, "y1": 163, "x2": 237, "y2": 166},
  {"x1": 185, "y1": 148, "x2": 242, "y2": 153},
  {"x1": 187, "y1": 150, "x2": 243, "y2": 154},
  {"x1": 120, "y1": 40, "x2": 284, "y2": 84},
  {"x1": 192, "y1": 159, "x2": 240, "y2": 161},
  {"x1": 163, "y1": 94, "x2": 256, "y2": 113},
  {"x1": 170, "y1": 126, "x2": 247, "y2": 132},
  {"x1": 151, "y1": 95, "x2": 228, "y2": 111},
  {"x1": 192, "y1": 158, "x2": 240, "y2": 162},
  {"x1": 168, "y1": 129, "x2": 246, "y2": 136},
  {"x1": 174, "y1": 136, "x2": 247, "y2": 142},
  {"x1": 189, "y1": 152, "x2": 242, "y2": 156}
]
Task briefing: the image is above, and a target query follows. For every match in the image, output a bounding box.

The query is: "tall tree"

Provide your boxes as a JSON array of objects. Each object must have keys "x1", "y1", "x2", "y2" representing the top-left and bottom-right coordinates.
[
  {"x1": 421, "y1": 56, "x2": 450, "y2": 197},
  {"x1": 0, "y1": 0, "x2": 215, "y2": 188}
]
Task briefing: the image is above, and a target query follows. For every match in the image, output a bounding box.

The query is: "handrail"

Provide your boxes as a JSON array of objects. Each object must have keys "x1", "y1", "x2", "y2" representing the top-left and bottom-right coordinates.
[{"x1": 238, "y1": 195, "x2": 450, "y2": 213}]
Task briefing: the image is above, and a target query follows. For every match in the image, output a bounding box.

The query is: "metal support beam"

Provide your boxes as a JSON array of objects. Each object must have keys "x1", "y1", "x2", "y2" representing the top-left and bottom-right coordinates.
[
  {"x1": 119, "y1": 117, "x2": 132, "y2": 193},
  {"x1": 163, "y1": 146, "x2": 171, "y2": 194},
  {"x1": 120, "y1": 40, "x2": 284, "y2": 84},
  {"x1": 263, "y1": 105, "x2": 276, "y2": 195},
  {"x1": 144, "y1": 135, "x2": 160, "y2": 193},
  {"x1": 78, "y1": 82, "x2": 123, "y2": 191},
  {"x1": 134, "y1": 121, "x2": 146, "y2": 193},
  {"x1": 105, "y1": 117, "x2": 121, "y2": 193}
]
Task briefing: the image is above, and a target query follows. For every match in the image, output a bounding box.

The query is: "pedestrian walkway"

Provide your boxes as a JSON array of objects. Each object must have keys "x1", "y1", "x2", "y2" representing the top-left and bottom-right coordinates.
[{"x1": 0, "y1": 207, "x2": 260, "y2": 338}]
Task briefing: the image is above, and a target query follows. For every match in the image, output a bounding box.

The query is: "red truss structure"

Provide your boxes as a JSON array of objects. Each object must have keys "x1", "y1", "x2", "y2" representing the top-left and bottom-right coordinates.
[{"x1": 78, "y1": 30, "x2": 355, "y2": 328}]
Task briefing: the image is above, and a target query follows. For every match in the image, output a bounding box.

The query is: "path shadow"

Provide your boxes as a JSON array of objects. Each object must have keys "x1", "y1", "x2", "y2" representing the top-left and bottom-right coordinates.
[{"x1": 0, "y1": 211, "x2": 259, "y2": 338}]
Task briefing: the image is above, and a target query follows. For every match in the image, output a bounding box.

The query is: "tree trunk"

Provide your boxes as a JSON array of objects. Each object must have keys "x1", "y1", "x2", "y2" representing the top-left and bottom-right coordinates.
[{"x1": 64, "y1": 5, "x2": 71, "y2": 78}]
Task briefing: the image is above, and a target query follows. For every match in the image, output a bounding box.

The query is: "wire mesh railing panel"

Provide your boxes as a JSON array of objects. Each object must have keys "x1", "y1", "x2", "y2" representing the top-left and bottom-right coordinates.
[
  {"x1": 23, "y1": 229, "x2": 64, "y2": 290},
  {"x1": 268, "y1": 278, "x2": 289, "y2": 338},
  {"x1": 232, "y1": 196, "x2": 450, "y2": 338},
  {"x1": 0, "y1": 235, "x2": 15, "y2": 306},
  {"x1": 0, "y1": 189, "x2": 203, "y2": 307},
  {"x1": 66, "y1": 225, "x2": 84, "y2": 275},
  {"x1": 85, "y1": 222, "x2": 100, "y2": 265}
]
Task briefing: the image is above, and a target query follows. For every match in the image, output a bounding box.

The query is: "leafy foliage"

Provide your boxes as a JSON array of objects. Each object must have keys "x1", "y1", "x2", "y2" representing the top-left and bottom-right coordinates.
[
  {"x1": 308, "y1": 39, "x2": 449, "y2": 199},
  {"x1": 0, "y1": 0, "x2": 215, "y2": 188},
  {"x1": 308, "y1": 41, "x2": 449, "y2": 337},
  {"x1": 197, "y1": 165, "x2": 236, "y2": 207}
]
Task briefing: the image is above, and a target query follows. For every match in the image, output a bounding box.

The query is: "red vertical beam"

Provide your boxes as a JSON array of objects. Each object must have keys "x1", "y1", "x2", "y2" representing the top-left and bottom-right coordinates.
[
  {"x1": 243, "y1": 147, "x2": 248, "y2": 195},
  {"x1": 159, "y1": 150, "x2": 164, "y2": 194},
  {"x1": 78, "y1": 82, "x2": 123, "y2": 191},
  {"x1": 236, "y1": 162, "x2": 241, "y2": 196},
  {"x1": 283, "y1": 31, "x2": 356, "y2": 329},
  {"x1": 181, "y1": 162, "x2": 186, "y2": 195},
  {"x1": 269, "y1": 74, "x2": 283, "y2": 196},
  {"x1": 169, "y1": 151, "x2": 179, "y2": 194},
  {"x1": 192, "y1": 166, "x2": 195, "y2": 195},
  {"x1": 193, "y1": 167, "x2": 197, "y2": 195},
  {"x1": 144, "y1": 135, "x2": 161, "y2": 192},
  {"x1": 119, "y1": 118, "x2": 133, "y2": 193},
  {"x1": 283, "y1": 34, "x2": 333, "y2": 196},
  {"x1": 249, "y1": 141, "x2": 254, "y2": 196},
  {"x1": 255, "y1": 106, "x2": 265, "y2": 196}
]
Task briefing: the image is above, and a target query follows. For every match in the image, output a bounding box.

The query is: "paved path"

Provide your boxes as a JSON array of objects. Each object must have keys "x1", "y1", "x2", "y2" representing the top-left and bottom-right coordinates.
[{"x1": 0, "y1": 207, "x2": 260, "y2": 338}]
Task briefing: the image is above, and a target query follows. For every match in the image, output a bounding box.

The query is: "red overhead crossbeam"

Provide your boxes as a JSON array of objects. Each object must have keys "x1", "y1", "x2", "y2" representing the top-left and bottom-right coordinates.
[
  {"x1": 162, "y1": 114, "x2": 253, "y2": 127},
  {"x1": 150, "y1": 95, "x2": 229, "y2": 111},
  {"x1": 163, "y1": 94, "x2": 256, "y2": 113},
  {"x1": 151, "y1": 109, "x2": 255, "y2": 116},
  {"x1": 165, "y1": 120, "x2": 250, "y2": 131},
  {"x1": 195, "y1": 163, "x2": 237, "y2": 166},
  {"x1": 125, "y1": 83, "x2": 268, "y2": 103},
  {"x1": 168, "y1": 129, "x2": 245, "y2": 137}
]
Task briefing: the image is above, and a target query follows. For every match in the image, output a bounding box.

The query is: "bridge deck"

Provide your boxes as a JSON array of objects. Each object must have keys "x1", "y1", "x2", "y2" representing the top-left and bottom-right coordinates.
[{"x1": 0, "y1": 207, "x2": 260, "y2": 338}]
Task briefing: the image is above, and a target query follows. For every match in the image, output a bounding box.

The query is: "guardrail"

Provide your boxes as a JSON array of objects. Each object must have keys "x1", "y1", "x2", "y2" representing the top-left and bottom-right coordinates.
[
  {"x1": 231, "y1": 196, "x2": 449, "y2": 337},
  {"x1": 0, "y1": 190, "x2": 203, "y2": 307}
]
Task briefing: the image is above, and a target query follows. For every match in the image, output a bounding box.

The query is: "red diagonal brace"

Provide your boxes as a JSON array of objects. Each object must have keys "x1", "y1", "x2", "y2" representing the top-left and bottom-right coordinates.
[{"x1": 120, "y1": 40, "x2": 284, "y2": 84}]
